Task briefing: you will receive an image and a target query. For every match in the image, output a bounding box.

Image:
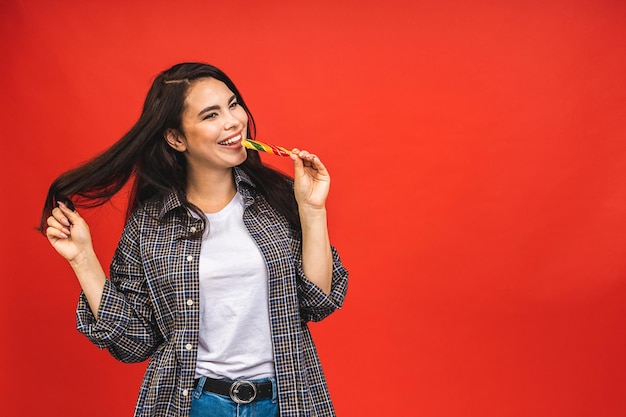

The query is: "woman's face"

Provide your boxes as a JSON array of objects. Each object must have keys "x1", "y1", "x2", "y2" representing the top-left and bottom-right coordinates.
[{"x1": 168, "y1": 77, "x2": 249, "y2": 174}]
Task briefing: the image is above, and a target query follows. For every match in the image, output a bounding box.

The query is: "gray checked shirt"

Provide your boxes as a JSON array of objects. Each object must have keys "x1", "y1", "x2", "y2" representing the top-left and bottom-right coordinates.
[{"x1": 76, "y1": 167, "x2": 349, "y2": 417}]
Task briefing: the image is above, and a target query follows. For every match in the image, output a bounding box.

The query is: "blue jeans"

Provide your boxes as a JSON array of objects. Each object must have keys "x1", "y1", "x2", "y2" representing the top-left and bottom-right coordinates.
[{"x1": 190, "y1": 376, "x2": 279, "y2": 417}]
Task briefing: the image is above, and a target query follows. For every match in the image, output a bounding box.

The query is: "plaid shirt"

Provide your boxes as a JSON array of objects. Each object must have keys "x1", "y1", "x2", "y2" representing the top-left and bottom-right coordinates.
[{"x1": 76, "y1": 167, "x2": 349, "y2": 417}]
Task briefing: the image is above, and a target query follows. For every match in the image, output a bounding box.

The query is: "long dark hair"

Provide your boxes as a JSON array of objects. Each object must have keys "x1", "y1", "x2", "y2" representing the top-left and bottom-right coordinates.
[{"x1": 39, "y1": 62, "x2": 299, "y2": 234}]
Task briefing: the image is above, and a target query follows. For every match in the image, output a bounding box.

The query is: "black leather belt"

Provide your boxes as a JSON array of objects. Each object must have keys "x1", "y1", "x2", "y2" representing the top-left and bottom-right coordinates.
[{"x1": 194, "y1": 378, "x2": 273, "y2": 404}]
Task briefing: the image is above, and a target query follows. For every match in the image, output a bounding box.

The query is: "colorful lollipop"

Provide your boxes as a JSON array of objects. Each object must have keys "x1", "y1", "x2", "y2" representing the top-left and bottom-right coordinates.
[{"x1": 242, "y1": 139, "x2": 291, "y2": 157}]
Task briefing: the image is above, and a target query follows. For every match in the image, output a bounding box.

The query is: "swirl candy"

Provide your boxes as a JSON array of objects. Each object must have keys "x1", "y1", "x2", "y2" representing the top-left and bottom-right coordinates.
[{"x1": 242, "y1": 139, "x2": 291, "y2": 157}]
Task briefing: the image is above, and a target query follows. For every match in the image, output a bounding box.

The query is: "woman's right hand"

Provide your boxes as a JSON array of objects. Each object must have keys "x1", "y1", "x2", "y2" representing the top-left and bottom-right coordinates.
[
  {"x1": 46, "y1": 202, "x2": 107, "y2": 317},
  {"x1": 46, "y1": 202, "x2": 94, "y2": 264}
]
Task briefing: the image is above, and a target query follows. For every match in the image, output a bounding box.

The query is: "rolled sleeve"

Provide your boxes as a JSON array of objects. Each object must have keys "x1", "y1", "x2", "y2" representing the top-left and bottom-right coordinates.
[
  {"x1": 297, "y1": 246, "x2": 349, "y2": 322},
  {"x1": 76, "y1": 279, "x2": 130, "y2": 349},
  {"x1": 76, "y1": 276, "x2": 161, "y2": 363}
]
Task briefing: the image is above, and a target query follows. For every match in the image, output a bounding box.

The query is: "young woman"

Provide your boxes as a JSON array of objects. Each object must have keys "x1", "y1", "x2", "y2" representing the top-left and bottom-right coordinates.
[{"x1": 40, "y1": 62, "x2": 348, "y2": 417}]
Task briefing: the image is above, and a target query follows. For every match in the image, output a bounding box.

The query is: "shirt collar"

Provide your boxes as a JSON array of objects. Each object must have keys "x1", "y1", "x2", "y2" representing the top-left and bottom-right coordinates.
[
  {"x1": 157, "y1": 166, "x2": 256, "y2": 219},
  {"x1": 233, "y1": 166, "x2": 256, "y2": 191},
  {"x1": 158, "y1": 191, "x2": 185, "y2": 219}
]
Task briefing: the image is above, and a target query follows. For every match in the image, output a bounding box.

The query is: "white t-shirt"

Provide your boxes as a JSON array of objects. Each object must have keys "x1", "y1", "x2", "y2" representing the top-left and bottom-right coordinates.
[{"x1": 194, "y1": 192, "x2": 275, "y2": 380}]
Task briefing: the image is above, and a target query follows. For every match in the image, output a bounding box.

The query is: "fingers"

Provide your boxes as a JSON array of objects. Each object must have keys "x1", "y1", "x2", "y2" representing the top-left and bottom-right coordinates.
[
  {"x1": 291, "y1": 148, "x2": 328, "y2": 176},
  {"x1": 291, "y1": 148, "x2": 324, "y2": 166},
  {"x1": 47, "y1": 202, "x2": 82, "y2": 240},
  {"x1": 47, "y1": 213, "x2": 71, "y2": 238},
  {"x1": 51, "y1": 206, "x2": 70, "y2": 227},
  {"x1": 58, "y1": 201, "x2": 82, "y2": 222},
  {"x1": 291, "y1": 148, "x2": 316, "y2": 161}
]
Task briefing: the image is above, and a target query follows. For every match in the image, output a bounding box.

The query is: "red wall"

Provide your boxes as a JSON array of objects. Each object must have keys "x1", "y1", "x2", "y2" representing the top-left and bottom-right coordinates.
[{"x1": 2, "y1": 0, "x2": 625, "y2": 415}]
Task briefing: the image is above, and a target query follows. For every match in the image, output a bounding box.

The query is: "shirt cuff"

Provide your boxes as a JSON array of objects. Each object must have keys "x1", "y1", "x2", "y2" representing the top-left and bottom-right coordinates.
[
  {"x1": 296, "y1": 262, "x2": 348, "y2": 322},
  {"x1": 76, "y1": 279, "x2": 129, "y2": 349}
]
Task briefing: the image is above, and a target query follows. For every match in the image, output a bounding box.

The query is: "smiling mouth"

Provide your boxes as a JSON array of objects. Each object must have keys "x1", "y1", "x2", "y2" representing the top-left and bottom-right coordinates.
[{"x1": 218, "y1": 134, "x2": 242, "y2": 146}]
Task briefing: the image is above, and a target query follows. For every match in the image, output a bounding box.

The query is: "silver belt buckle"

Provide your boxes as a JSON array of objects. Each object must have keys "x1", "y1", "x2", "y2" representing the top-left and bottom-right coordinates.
[{"x1": 229, "y1": 380, "x2": 257, "y2": 404}]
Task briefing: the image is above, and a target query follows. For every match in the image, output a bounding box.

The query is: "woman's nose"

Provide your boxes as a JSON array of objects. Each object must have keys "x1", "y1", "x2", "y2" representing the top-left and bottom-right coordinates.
[{"x1": 224, "y1": 111, "x2": 242, "y2": 129}]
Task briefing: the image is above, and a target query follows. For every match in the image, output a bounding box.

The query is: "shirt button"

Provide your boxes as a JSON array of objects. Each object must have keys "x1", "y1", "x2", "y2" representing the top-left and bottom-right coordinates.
[
  {"x1": 186, "y1": 343, "x2": 193, "y2": 350},
  {"x1": 182, "y1": 389, "x2": 189, "y2": 397},
  {"x1": 186, "y1": 299, "x2": 194, "y2": 306},
  {"x1": 190, "y1": 226, "x2": 197, "y2": 233},
  {"x1": 186, "y1": 255, "x2": 194, "y2": 262}
]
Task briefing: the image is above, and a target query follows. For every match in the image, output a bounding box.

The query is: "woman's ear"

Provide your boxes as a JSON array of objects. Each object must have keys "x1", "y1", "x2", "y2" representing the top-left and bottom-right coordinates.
[{"x1": 165, "y1": 129, "x2": 187, "y2": 152}]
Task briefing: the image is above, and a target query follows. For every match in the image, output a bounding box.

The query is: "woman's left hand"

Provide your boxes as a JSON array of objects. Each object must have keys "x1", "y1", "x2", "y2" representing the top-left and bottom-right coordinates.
[{"x1": 291, "y1": 148, "x2": 330, "y2": 212}]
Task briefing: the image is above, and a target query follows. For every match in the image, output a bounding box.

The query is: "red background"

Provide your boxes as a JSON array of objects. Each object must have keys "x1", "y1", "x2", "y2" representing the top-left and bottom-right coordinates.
[{"x1": 2, "y1": 0, "x2": 625, "y2": 415}]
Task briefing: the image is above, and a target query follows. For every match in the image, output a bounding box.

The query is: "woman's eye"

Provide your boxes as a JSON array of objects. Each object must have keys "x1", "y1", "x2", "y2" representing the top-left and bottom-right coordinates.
[
  {"x1": 229, "y1": 101, "x2": 239, "y2": 109},
  {"x1": 203, "y1": 112, "x2": 218, "y2": 120}
]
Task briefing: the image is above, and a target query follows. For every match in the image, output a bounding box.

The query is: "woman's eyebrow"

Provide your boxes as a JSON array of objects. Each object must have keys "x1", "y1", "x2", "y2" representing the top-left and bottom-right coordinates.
[
  {"x1": 197, "y1": 95, "x2": 237, "y2": 117},
  {"x1": 198, "y1": 104, "x2": 219, "y2": 117}
]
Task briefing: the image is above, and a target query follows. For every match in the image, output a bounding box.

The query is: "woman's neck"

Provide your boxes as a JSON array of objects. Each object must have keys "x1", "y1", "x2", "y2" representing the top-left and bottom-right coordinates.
[{"x1": 185, "y1": 167, "x2": 237, "y2": 214}]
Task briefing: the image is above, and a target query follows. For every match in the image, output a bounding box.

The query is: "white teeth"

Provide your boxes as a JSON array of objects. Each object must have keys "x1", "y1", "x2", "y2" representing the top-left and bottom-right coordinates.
[{"x1": 219, "y1": 135, "x2": 241, "y2": 145}]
